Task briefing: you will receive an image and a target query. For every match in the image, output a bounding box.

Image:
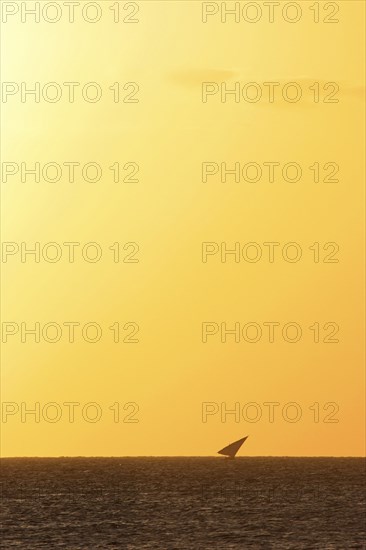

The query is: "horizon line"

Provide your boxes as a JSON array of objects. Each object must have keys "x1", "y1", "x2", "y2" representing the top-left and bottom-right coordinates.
[{"x1": 1, "y1": 454, "x2": 365, "y2": 459}]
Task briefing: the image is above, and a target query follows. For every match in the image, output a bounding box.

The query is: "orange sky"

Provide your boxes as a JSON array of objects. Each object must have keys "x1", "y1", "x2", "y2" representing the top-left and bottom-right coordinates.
[{"x1": 1, "y1": 0, "x2": 365, "y2": 457}]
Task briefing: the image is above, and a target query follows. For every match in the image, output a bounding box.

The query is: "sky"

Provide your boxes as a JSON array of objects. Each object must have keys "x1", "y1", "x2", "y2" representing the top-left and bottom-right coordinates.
[{"x1": 1, "y1": 0, "x2": 365, "y2": 457}]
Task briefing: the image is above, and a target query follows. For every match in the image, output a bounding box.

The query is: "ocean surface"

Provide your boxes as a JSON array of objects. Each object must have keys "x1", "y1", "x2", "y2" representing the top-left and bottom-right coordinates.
[{"x1": 1, "y1": 457, "x2": 365, "y2": 549}]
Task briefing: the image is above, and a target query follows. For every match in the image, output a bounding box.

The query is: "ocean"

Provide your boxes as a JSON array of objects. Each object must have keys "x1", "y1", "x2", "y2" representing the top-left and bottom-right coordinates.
[{"x1": 1, "y1": 457, "x2": 365, "y2": 549}]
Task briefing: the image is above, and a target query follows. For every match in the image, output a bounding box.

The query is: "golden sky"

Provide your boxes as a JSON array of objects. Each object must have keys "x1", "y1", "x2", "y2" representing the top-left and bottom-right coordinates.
[{"x1": 1, "y1": 0, "x2": 365, "y2": 457}]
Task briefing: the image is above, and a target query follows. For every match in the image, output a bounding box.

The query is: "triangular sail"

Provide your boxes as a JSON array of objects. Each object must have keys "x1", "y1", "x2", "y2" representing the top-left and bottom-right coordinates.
[{"x1": 217, "y1": 436, "x2": 248, "y2": 458}]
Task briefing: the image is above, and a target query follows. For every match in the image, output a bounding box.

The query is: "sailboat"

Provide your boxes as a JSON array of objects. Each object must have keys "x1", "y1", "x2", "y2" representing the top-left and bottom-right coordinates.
[{"x1": 217, "y1": 436, "x2": 248, "y2": 459}]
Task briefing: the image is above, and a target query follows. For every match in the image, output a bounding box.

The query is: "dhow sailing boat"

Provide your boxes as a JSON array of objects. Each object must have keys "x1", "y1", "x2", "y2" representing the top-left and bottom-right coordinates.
[{"x1": 217, "y1": 436, "x2": 248, "y2": 459}]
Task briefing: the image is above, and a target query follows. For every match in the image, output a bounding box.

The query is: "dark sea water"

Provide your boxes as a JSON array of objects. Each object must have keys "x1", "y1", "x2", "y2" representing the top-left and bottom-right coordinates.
[{"x1": 1, "y1": 457, "x2": 365, "y2": 549}]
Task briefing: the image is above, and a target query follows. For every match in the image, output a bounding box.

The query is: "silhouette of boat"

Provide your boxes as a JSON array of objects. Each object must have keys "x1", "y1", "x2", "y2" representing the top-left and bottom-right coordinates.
[{"x1": 217, "y1": 436, "x2": 248, "y2": 459}]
